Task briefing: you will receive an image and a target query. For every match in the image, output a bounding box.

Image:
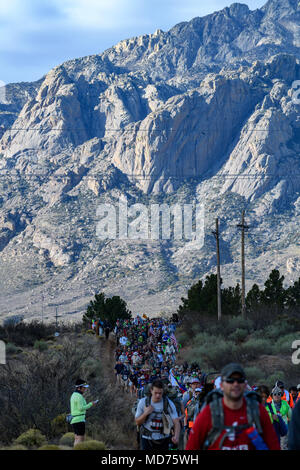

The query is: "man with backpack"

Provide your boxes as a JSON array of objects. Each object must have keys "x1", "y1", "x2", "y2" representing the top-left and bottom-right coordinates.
[
  {"x1": 135, "y1": 379, "x2": 180, "y2": 451},
  {"x1": 186, "y1": 363, "x2": 280, "y2": 450}
]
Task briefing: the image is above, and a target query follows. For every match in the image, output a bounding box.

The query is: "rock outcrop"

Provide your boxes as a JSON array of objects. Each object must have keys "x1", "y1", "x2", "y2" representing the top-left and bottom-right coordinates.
[{"x1": 0, "y1": 0, "x2": 299, "y2": 321}]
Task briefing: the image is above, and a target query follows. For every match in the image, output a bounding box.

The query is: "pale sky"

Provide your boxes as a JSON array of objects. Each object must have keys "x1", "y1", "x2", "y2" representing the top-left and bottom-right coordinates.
[{"x1": 0, "y1": 0, "x2": 267, "y2": 84}]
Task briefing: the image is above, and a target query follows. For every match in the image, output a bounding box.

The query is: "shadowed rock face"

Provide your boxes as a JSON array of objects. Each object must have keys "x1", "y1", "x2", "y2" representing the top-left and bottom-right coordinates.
[{"x1": 0, "y1": 0, "x2": 299, "y2": 321}]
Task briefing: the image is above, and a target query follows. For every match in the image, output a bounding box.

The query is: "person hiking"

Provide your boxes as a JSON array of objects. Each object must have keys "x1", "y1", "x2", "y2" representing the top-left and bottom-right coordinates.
[
  {"x1": 182, "y1": 377, "x2": 201, "y2": 408},
  {"x1": 184, "y1": 387, "x2": 203, "y2": 447},
  {"x1": 70, "y1": 379, "x2": 98, "y2": 447},
  {"x1": 267, "y1": 386, "x2": 292, "y2": 449},
  {"x1": 289, "y1": 386, "x2": 298, "y2": 408},
  {"x1": 105, "y1": 326, "x2": 110, "y2": 340},
  {"x1": 288, "y1": 396, "x2": 300, "y2": 450},
  {"x1": 186, "y1": 363, "x2": 280, "y2": 450},
  {"x1": 135, "y1": 379, "x2": 180, "y2": 451}
]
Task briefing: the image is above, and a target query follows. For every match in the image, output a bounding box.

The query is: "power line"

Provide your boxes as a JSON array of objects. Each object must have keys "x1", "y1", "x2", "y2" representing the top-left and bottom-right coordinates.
[
  {"x1": 0, "y1": 172, "x2": 299, "y2": 179},
  {"x1": 0, "y1": 127, "x2": 297, "y2": 133}
]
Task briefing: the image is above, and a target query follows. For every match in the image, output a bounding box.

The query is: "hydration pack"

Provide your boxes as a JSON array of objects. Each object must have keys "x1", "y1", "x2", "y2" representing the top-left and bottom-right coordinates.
[{"x1": 202, "y1": 390, "x2": 265, "y2": 450}]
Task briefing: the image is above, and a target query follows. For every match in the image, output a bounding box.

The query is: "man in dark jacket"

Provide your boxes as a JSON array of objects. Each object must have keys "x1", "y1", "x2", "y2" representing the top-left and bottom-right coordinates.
[{"x1": 288, "y1": 398, "x2": 300, "y2": 450}]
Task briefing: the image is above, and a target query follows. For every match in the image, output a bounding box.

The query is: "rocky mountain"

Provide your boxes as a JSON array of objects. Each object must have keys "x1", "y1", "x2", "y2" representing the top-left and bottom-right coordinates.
[{"x1": 0, "y1": 0, "x2": 299, "y2": 322}]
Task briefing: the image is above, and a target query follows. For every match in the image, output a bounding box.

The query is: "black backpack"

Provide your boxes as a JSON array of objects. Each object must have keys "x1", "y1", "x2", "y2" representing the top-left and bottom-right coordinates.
[
  {"x1": 202, "y1": 390, "x2": 263, "y2": 450},
  {"x1": 138, "y1": 394, "x2": 174, "y2": 440}
]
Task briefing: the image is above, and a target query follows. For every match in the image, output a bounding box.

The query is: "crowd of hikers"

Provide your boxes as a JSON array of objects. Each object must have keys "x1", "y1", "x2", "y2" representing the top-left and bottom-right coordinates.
[{"x1": 110, "y1": 315, "x2": 300, "y2": 451}]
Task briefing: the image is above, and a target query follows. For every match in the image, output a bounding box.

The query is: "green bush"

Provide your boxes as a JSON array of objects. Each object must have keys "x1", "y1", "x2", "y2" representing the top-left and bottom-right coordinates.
[
  {"x1": 262, "y1": 322, "x2": 295, "y2": 340},
  {"x1": 82, "y1": 358, "x2": 102, "y2": 379},
  {"x1": 228, "y1": 328, "x2": 249, "y2": 343},
  {"x1": 51, "y1": 414, "x2": 68, "y2": 436},
  {"x1": 6, "y1": 342, "x2": 22, "y2": 355},
  {"x1": 272, "y1": 333, "x2": 300, "y2": 355},
  {"x1": 14, "y1": 429, "x2": 47, "y2": 449},
  {"x1": 184, "y1": 337, "x2": 239, "y2": 371},
  {"x1": 34, "y1": 340, "x2": 48, "y2": 352},
  {"x1": 59, "y1": 432, "x2": 75, "y2": 447},
  {"x1": 38, "y1": 444, "x2": 61, "y2": 450},
  {"x1": 244, "y1": 366, "x2": 266, "y2": 385},
  {"x1": 74, "y1": 439, "x2": 106, "y2": 450},
  {"x1": 0, "y1": 320, "x2": 56, "y2": 347},
  {"x1": 176, "y1": 331, "x2": 189, "y2": 347},
  {"x1": 217, "y1": 316, "x2": 254, "y2": 337},
  {"x1": 240, "y1": 338, "x2": 273, "y2": 361},
  {"x1": 0, "y1": 444, "x2": 28, "y2": 450}
]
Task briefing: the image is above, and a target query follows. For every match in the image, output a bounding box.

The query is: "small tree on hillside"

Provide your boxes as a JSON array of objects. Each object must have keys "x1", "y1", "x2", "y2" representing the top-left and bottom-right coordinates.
[
  {"x1": 222, "y1": 283, "x2": 241, "y2": 316},
  {"x1": 261, "y1": 269, "x2": 286, "y2": 312},
  {"x1": 83, "y1": 292, "x2": 132, "y2": 328},
  {"x1": 178, "y1": 274, "x2": 241, "y2": 317},
  {"x1": 246, "y1": 283, "x2": 262, "y2": 312},
  {"x1": 285, "y1": 278, "x2": 300, "y2": 310}
]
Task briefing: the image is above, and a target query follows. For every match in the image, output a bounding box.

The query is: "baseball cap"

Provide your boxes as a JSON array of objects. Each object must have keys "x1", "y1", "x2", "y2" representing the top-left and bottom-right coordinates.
[
  {"x1": 191, "y1": 378, "x2": 201, "y2": 384},
  {"x1": 221, "y1": 363, "x2": 246, "y2": 380}
]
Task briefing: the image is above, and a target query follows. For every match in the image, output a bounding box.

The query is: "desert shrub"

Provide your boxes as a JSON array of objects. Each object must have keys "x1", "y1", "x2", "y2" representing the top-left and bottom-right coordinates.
[
  {"x1": 228, "y1": 328, "x2": 249, "y2": 343},
  {"x1": 0, "y1": 444, "x2": 28, "y2": 450},
  {"x1": 244, "y1": 366, "x2": 266, "y2": 385},
  {"x1": 5, "y1": 342, "x2": 22, "y2": 355},
  {"x1": 82, "y1": 358, "x2": 102, "y2": 379},
  {"x1": 210, "y1": 316, "x2": 254, "y2": 338},
  {"x1": 272, "y1": 333, "x2": 300, "y2": 355},
  {"x1": 239, "y1": 338, "x2": 273, "y2": 361},
  {"x1": 51, "y1": 414, "x2": 68, "y2": 436},
  {"x1": 183, "y1": 337, "x2": 239, "y2": 371},
  {"x1": 0, "y1": 321, "x2": 56, "y2": 347},
  {"x1": 261, "y1": 322, "x2": 296, "y2": 340},
  {"x1": 38, "y1": 444, "x2": 61, "y2": 450},
  {"x1": 0, "y1": 336, "x2": 96, "y2": 444},
  {"x1": 74, "y1": 440, "x2": 106, "y2": 450},
  {"x1": 34, "y1": 340, "x2": 48, "y2": 352},
  {"x1": 14, "y1": 429, "x2": 47, "y2": 449},
  {"x1": 176, "y1": 331, "x2": 189, "y2": 347},
  {"x1": 246, "y1": 306, "x2": 277, "y2": 331},
  {"x1": 59, "y1": 432, "x2": 75, "y2": 447}
]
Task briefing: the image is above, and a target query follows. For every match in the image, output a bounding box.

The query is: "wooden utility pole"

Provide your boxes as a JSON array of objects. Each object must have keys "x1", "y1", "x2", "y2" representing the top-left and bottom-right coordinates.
[
  {"x1": 55, "y1": 307, "x2": 59, "y2": 330},
  {"x1": 212, "y1": 218, "x2": 222, "y2": 321},
  {"x1": 41, "y1": 293, "x2": 44, "y2": 324},
  {"x1": 237, "y1": 210, "x2": 249, "y2": 318}
]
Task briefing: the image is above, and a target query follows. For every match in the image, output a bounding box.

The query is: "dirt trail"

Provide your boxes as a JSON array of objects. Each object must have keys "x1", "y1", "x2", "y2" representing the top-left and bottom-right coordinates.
[{"x1": 98, "y1": 332, "x2": 138, "y2": 450}]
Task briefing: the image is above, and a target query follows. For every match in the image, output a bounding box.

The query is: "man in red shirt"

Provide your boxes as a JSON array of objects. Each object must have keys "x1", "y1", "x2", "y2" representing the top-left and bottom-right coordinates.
[{"x1": 186, "y1": 363, "x2": 280, "y2": 450}]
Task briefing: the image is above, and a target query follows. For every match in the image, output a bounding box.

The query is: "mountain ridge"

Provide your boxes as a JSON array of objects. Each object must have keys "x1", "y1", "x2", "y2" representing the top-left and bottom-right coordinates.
[{"x1": 0, "y1": 0, "x2": 299, "y2": 321}]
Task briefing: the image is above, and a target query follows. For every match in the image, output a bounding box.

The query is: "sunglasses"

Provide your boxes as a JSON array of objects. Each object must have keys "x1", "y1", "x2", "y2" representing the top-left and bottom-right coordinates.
[
  {"x1": 225, "y1": 377, "x2": 245, "y2": 384},
  {"x1": 273, "y1": 393, "x2": 282, "y2": 397}
]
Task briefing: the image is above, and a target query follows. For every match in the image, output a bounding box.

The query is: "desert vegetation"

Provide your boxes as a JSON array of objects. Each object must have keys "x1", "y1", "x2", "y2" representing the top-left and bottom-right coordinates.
[{"x1": 0, "y1": 321, "x2": 136, "y2": 450}]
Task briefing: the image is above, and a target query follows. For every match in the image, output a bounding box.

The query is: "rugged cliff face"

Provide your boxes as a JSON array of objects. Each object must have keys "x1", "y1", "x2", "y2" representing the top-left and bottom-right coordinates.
[{"x1": 0, "y1": 0, "x2": 299, "y2": 321}]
